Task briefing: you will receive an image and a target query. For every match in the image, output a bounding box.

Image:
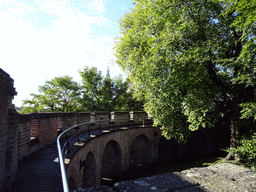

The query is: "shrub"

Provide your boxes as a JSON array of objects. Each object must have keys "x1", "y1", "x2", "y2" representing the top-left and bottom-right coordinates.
[{"x1": 226, "y1": 131, "x2": 256, "y2": 172}]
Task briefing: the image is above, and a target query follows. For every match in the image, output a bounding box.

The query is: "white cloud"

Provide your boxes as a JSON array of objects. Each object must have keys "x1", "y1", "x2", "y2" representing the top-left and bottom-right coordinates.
[
  {"x1": 0, "y1": 0, "x2": 123, "y2": 107},
  {"x1": 88, "y1": 0, "x2": 106, "y2": 14}
]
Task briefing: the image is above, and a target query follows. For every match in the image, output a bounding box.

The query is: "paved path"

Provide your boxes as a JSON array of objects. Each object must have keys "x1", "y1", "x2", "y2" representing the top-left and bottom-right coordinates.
[{"x1": 10, "y1": 143, "x2": 63, "y2": 192}]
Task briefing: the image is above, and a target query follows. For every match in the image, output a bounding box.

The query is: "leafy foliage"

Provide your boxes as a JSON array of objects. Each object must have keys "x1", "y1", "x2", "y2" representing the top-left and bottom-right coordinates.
[
  {"x1": 222, "y1": 0, "x2": 256, "y2": 120},
  {"x1": 225, "y1": 131, "x2": 256, "y2": 172},
  {"x1": 20, "y1": 76, "x2": 81, "y2": 113},
  {"x1": 20, "y1": 67, "x2": 144, "y2": 113},
  {"x1": 79, "y1": 66, "x2": 144, "y2": 111},
  {"x1": 114, "y1": 0, "x2": 256, "y2": 143}
]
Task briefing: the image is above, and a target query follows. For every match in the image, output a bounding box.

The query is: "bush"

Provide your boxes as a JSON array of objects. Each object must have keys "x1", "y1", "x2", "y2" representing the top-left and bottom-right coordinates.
[{"x1": 226, "y1": 131, "x2": 256, "y2": 172}]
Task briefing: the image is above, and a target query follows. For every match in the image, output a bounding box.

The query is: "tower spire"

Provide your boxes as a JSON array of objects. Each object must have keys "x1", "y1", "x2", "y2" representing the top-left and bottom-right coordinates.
[{"x1": 106, "y1": 65, "x2": 110, "y2": 78}]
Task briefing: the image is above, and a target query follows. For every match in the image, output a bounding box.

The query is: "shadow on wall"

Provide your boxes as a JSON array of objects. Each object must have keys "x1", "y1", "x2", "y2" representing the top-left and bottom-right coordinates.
[
  {"x1": 101, "y1": 140, "x2": 123, "y2": 178},
  {"x1": 68, "y1": 177, "x2": 76, "y2": 191},
  {"x1": 66, "y1": 123, "x2": 231, "y2": 190},
  {"x1": 129, "y1": 134, "x2": 154, "y2": 168},
  {"x1": 82, "y1": 151, "x2": 96, "y2": 187},
  {"x1": 158, "y1": 127, "x2": 231, "y2": 163}
]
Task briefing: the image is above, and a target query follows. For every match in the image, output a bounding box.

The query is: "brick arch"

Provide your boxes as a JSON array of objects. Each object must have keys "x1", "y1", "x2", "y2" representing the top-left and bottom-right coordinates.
[
  {"x1": 67, "y1": 127, "x2": 161, "y2": 186},
  {"x1": 82, "y1": 151, "x2": 96, "y2": 187},
  {"x1": 67, "y1": 166, "x2": 78, "y2": 191},
  {"x1": 101, "y1": 140, "x2": 122, "y2": 178},
  {"x1": 68, "y1": 177, "x2": 76, "y2": 191},
  {"x1": 129, "y1": 134, "x2": 153, "y2": 168}
]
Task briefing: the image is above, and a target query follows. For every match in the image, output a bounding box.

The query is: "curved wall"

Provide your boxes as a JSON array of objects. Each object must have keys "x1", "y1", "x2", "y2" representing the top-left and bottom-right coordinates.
[
  {"x1": 67, "y1": 126, "x2": 162, "y2": 188},
  {"x1": 67, "y1": 126, "x2": 220, "y2": 188}
]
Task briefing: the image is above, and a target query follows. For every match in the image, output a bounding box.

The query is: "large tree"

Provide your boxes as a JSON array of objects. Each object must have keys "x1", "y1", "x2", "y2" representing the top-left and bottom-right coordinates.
[
  {"x1": 79, "y1": 66, "x2": 144, "y2": 111},
  {"x1": 114, "y1": 0, "x2": 256, "y2": 146},
  {"x1": 21, "y1": 76, "x2": 81, "y2": 113}
]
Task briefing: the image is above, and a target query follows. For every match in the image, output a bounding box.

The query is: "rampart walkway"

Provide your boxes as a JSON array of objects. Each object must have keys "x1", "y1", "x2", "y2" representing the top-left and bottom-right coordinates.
[
  {"x1": 10, "y1": 125, "x2": 144, "y2": 191},
  {"x1": 10, "y1": 142, "x2": 62, "y2": 192},
  {"x1": 10, "y1": 126, "x2": 114, "y2": 192}
]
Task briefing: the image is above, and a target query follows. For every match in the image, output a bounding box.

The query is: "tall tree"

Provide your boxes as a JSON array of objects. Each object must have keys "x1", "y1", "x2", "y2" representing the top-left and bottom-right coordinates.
[
  {"x1": 114, "y1": 0, "x2": 256, "y2": 147},
  {"x1": 79, "y1": 66, "x2": 144, "y2": 111},
  {"x1": 79, "y1": 66, "x2": 107, "y2": 111},
  {"x1": 112, "y1": 75, "x2": 145, "y2": 111},
  {"x1": 21, "y1": 76, "x2": 81, "y2": 113},
  {"x1": 224, "y1": 0, "x2": 256, "y2": 121}
]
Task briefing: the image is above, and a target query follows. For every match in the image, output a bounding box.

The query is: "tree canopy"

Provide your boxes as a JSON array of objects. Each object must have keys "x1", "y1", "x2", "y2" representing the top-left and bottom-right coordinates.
[
  {"x1": 21, "y1": 76, "x2": 80, "y2": 113},
  {"x1": 79, "y1": 66, "x2": 144, "y2": 111},
  {"x1": 20, "y1": 67, "x2": 144, "y2": 113},
  {"x1": 114, "y1": 0, "x2": 256, "y2": 143}
]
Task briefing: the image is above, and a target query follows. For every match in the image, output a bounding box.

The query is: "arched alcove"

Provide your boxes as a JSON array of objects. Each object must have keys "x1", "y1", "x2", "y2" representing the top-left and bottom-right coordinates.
[
  {"x1": 68, "y1": 177, "x2": 76, "y2": 191},
  {"x1": 158, "y1": 136, "x2": 177, "y2": 161},
  {"x1": 101, "y1": 140, "x2": 122, "y2": 178},
  {"x1": 186, "y1": 130, "x2": 206, "y2": 157},
  {"x1": 82, "y1": 151, "x2": 96, "y2": 187},
  {"x1": 129, "y1": 134, "x2": 153, "y2": 168}
]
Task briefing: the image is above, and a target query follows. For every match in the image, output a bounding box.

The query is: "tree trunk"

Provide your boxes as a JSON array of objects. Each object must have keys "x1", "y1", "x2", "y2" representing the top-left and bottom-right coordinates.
[{"x1": 223, "y1": 120, "x2": 239, "y2": 160}]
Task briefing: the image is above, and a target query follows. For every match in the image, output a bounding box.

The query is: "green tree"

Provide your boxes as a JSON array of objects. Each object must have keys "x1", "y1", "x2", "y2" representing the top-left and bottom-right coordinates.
[
  {"x1": 20, "y1": 76, "x2": 81, "y2": 113},
  {"x1": 79, "y1": 66, "x2": 144, "y2": 111},
  {"x1": 20, "y1": 94, "x2": 45, "y2": 113},
  {"x1": 79, "y1": 66, "x2": 106, "y2": 111},
  {"x1": 223, "y1": 0, "x2": 256, "y2": 120},
  {"x1": 112, "y1": 76, "x2": 145, "y2": 111},
  {"x1": 114, "y1": 0, "x2": 256, "y2": 146}
]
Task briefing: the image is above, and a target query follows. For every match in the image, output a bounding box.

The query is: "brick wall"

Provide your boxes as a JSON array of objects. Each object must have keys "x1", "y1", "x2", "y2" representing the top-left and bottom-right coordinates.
[
  {"x1": 0, "y1": 68, "x2": 17, "y2": 191},
  {"x1": 110, "y1": 111, "x2": 129, "y2": 126},
  {"x1": 17, "y1": 112, "x2": 92, "y2": 161},
  {"x1": 5, "y1": 107, "x2": 19, "y2": 189},
  {"x1": 18, "y1": 115, "x2": 31, "y2": 160}
]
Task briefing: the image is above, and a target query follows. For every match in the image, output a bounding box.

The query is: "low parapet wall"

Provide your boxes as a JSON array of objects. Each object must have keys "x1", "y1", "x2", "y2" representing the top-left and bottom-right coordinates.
[{"x1": 17, "y1": 111, "x2": 148, "y2": 161}]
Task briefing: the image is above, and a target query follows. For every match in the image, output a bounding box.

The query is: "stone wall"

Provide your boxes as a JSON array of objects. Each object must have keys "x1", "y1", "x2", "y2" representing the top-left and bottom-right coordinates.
[
  {"x1": 66, "y1": 123, "x2": 221, "y2": 189},
  {"x1": 67, "y1": 126, "x2": 162, "y2": 188}
]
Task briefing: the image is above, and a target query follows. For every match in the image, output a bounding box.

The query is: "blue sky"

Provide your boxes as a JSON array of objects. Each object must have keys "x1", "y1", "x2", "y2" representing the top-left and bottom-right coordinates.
[{"x1": 0, "y1": 0, "x2": 134, "y2": 107}]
